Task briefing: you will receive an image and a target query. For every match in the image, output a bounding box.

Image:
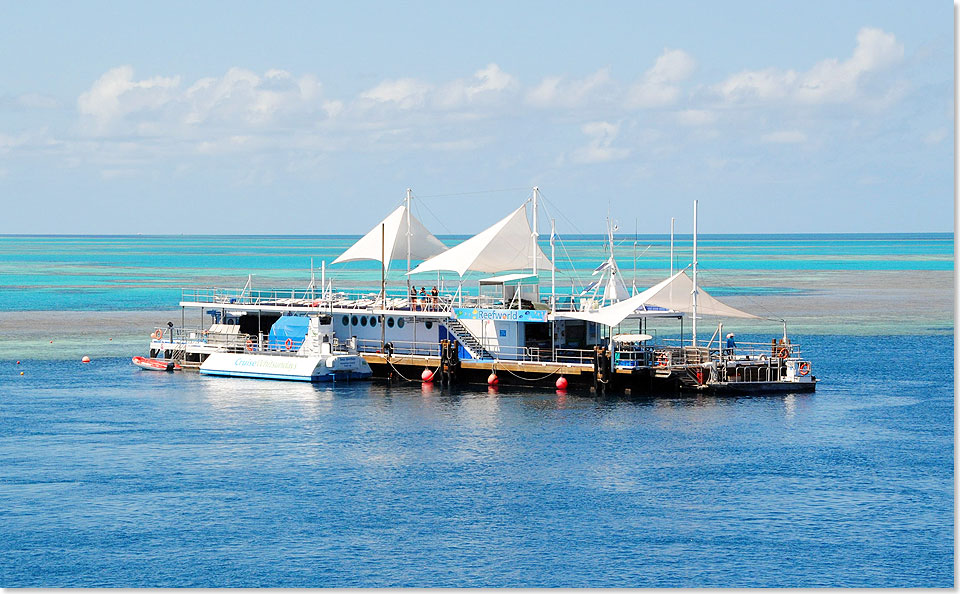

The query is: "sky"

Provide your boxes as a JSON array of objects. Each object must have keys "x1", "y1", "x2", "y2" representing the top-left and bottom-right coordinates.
[{"x1": 0, "y1": 1, "x2": 953, "y2": 235}]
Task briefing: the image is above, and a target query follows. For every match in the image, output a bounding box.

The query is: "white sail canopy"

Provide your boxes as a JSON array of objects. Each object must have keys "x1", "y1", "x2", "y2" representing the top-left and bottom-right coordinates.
[
  {"x1": 645, "y1": 270, "x2": 758, "y2": 319},
  {"x1": 600, "y1": 256, "x2": 630, "y2": 303},
  {"x1": 332, "y1": 204, "x2": 447, "y2": 272},
  {"x1": 562, "y1": 269, "x2": 758, "y2": 327},
  {"x1": 407, "y1": 205, "x2": 553, "y2": 277}
]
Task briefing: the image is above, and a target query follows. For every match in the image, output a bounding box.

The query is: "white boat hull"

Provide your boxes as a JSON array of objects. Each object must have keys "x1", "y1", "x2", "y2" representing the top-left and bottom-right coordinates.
[{"x1": 199, "y1": 352, "x2": 372, "y2": 382}]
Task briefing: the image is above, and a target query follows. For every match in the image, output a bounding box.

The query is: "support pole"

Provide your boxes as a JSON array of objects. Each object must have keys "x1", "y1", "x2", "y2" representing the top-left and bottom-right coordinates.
[
  {"x1": 406, "y1": 188, "x2": 412, "y2": 300},
  {"x1": 692, "y1": 201, "x2": 699, "y2": 347},
  {"x1": 670, "y1": 217, "x2": 675, "y2": 277},
  {"x1": 532, "y1": 186, "x2": 540, "y2": 276}
]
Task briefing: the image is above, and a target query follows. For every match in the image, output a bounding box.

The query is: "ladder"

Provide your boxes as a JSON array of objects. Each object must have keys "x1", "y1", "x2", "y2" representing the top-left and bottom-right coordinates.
[{"x1": 444, "y1": 318, "x2": 495, "y2": 360}]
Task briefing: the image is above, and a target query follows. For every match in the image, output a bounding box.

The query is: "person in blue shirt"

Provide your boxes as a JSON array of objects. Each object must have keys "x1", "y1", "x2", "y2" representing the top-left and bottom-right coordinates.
[{"x1": 725, "y1": 332, "x2": 737, "y2": 354}]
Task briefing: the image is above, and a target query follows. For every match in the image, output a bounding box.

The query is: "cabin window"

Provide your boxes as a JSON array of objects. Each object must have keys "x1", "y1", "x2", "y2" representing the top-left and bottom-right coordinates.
[
  {"x1": 341, "y1": 315, "x2": 349, "y2": 326},
  {"x1": 397, "y1": 317, "x2": 406, "y2": 328},
  {"x1": 360, "y1": 316, "x2": 367, "y2": 327},
  {"x1": 424, "y1": 321, "x2": 433, "y2": 330},
  {"x1": 351, "y1": 315, "x2": 359, "y2": 326},
  {"x1": 370, "y1": 317, "x2": 377, "y2": 327},
  {"x1": 387, "y1": 317, "x2": 395, "y2": 328}
]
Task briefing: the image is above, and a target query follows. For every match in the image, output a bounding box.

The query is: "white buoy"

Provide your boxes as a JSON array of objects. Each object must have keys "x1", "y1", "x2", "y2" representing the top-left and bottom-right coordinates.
[{"x1": 81, "y1": 356, "x2": 91, "y2": 363}]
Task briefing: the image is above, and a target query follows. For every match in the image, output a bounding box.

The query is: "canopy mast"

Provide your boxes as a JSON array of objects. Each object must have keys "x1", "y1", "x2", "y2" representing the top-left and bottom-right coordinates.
[
  {"x1": 550, "y1": 218, "x2": 556, "y2": 312},
  {"x1": 670, "y1": 217, "x2": 675, "y2": 276},
  {"x1": 406, "y1": 188, "x2": 412, "y2": 297},
  {"x1": 692, "y1": 201, "x2": 699, "y2": 347},
  {"x1": 532, "y1": 186, "x2": 540, "y2": 276}
]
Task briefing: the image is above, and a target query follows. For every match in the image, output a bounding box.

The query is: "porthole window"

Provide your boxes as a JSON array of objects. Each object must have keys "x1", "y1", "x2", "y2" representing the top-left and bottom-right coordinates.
[
  {"x1": 351, "y1": 315, "x2": 359, "y2": 326},
  {"x1": 397, "y1": 317, "x2": 405, "y2": 328},
  {"x1": 387, "y1": 317, "x2": 395, "y2": 328},
  {"x1": 360, "y1": 316, "x2": 367, "y2": 327},
  {"x1": 342, "y1": 315, "x2": 349, "y2": 326},
  {"x1": 370, "y1": 317, "x2": 377, "y2": 327},
  {"x1": 425, "y1": 321, "x2": 433, "y2": 330}
]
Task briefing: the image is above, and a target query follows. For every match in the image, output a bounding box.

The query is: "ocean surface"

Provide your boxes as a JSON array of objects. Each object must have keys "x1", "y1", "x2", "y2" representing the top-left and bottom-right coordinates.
[{"x1": 0, "y1": 233, "x2": 954, "y2": 586}]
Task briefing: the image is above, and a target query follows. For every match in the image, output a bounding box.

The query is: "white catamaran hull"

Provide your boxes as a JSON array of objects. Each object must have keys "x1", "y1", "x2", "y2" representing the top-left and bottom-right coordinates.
[{"x1": 199, "y1": 352, "x2": 372, "y2": 382}]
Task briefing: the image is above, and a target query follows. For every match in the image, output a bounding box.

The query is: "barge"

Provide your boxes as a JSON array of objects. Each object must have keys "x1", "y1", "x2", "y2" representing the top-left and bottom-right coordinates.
[{"x1": 142, "y1": 188, "x2": 816, "y2": 394}]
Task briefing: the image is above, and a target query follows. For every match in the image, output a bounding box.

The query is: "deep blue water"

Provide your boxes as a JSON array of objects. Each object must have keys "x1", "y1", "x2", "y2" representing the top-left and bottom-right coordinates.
[{"x1": 0, "y1": 334, "x2": 952, "y2": 587}]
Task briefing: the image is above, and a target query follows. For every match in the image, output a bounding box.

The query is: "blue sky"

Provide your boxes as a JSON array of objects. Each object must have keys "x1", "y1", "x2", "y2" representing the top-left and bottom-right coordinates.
[{"x1": 0, "y1": 1, "x2": 953, "y2": 234}]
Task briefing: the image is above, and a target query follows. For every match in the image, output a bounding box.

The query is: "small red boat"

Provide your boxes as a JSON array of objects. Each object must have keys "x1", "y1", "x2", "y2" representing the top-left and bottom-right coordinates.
[{"x1": 132, "y1": 356, "x2": 181, "y2": 372}]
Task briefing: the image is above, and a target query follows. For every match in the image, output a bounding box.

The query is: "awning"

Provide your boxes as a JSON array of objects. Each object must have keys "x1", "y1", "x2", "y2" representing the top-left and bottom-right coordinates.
[
  {"x1": 560, "y1": 269, "x2": 758, "y2": 327},
  {"x1": 479, "y1": 273, "x2": 538, "y2": 284},
  {"x1": 407, "y1": 204, "x2": 553, "y2": 277},
  {"x1": 333, "y1": 204, "x2": 447, "y2": 272}
]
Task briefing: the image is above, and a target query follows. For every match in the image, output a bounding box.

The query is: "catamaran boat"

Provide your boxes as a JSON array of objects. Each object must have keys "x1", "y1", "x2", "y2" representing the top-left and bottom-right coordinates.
[
  {"x1": 141, "y1": 188, "x2": 816, "y2": 394},
  {"x1": 198, "y1": 314, "x2": 372, "y2": 382}
]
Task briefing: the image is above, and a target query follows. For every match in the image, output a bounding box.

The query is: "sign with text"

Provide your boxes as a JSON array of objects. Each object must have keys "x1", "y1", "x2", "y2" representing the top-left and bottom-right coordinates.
[{"x1": 453, "y1": 308, "x2": 548, "y2": 322}]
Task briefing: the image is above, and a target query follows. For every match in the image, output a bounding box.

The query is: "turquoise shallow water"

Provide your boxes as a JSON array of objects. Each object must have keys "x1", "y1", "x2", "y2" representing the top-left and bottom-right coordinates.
[{"x1": 0, "y1": 233, "x2": 953, "y2": 312}]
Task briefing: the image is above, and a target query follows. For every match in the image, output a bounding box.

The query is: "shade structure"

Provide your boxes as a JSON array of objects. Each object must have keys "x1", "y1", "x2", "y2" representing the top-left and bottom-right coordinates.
[
  {"x1": 407, "y1": 205, "x2": 553, "y2": 277},
  {"x1": 598, "y1": 255, "x2": 630, "y2": 304},
  {"x1": 332, "y1": 204, "x2": 447, "y2": 272},
  {"x1": 561, "y1": 269, "x2": 757, "y2": 327}
]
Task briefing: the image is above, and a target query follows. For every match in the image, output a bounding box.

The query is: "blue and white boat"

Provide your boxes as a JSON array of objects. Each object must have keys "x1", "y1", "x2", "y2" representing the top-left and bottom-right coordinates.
[{"x1": 198, "y1": 314, "x2": 372, "y2": 382}]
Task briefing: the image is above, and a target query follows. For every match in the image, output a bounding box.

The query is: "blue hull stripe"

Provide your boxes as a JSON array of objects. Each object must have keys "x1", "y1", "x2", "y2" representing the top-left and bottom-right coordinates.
[{"x1": 199, "y1": 369, "x2": 372, "y2": 382}]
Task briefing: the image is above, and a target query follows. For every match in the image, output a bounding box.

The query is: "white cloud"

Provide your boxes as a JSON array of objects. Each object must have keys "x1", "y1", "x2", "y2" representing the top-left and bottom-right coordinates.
[
  {"x1": 359, "y1": 77, "x2": 431, "y2": 109},
  {"x1": 77, "y1": 66, "x2": 180, "y2": 127},
  {"x1": 626, "y1": 49, "x2": 696, "y2": 108},
  {"x1": 434, "y1": 63, "x2": 518, "y2": 108},
  {"x1": 571, "y1": 121, "x2": 629, "y2": 163},
  {"x1": 761, "y1": 130, "x2": 807, "y2": 144},
  {"x1": 715, "y1": 27, "x2": 904, "y2": 105},
  {"x1": 525, "y1": 67, "x2": 613, "y2": 108},
  {"x1": 77, "y1": 66, "x2": 332, "y2": 136}
]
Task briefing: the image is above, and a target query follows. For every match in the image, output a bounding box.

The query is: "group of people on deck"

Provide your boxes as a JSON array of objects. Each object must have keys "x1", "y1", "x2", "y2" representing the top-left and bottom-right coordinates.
[{"x1": 410, "y1": 285, "x2": 440, "y2": 311}]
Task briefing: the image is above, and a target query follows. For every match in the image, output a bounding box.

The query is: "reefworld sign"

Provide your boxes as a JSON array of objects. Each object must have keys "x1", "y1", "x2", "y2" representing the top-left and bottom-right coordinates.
[{"x1": 453, "y1": 308, "x2": 548, "y2": 322}]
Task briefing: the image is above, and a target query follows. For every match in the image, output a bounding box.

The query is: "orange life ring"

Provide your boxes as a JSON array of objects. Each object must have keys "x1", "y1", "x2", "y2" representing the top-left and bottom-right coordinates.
[
  {"x1": 246, "y1": 339, "x2": 254, "y2": 352},
  {"x1": 777, "y1": 347, "x2": 789, "y2": 359},
  {"x1": 285, "y1": 338, "x2": 293, "y2": 350},
  {"x1": 156, "y1": 329, "x2": 163, "y2": 339},
  {"x1": 798, "y1": 362, "x2": 810, "y2": 376}
]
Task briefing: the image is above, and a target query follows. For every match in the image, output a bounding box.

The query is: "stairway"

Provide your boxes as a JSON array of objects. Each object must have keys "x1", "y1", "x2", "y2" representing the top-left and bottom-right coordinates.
[{"x1": 444, "y1": 318, "x2": 495, "y2": 360}]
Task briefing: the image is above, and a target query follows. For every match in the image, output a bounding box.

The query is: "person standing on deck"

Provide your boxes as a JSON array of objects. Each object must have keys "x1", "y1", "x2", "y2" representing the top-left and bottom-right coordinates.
[
  {"x1": 410, "y1": 286, "x2": 418, "y2": 311},
  {"x1": 431, "y1": 286, "x2": 439, "y2": 311},
  {"x1": 420, "y1": 287, "x2": 427, "y2": 311},
  {"x1": 725, "y1": 332, "x2": 737, "y2": 355}
]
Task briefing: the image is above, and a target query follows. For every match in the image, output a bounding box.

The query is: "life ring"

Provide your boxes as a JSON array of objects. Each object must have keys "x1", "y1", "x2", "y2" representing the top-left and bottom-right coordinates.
[
  {"x1": 285, "y1": 338, "x2": 293, "y2": 351},
  {"x1": 155, "y1": 329, "x2": 163, "y2": 339},
  {"x1": 798, "y1": 362, "x2": 810, "y2": 376},
  {"x1": 245, "y1": 339, "x2": 254, "y2": 352},
  {"x1": 777, "y1": 347, "x2": 789, "y2": 359}
]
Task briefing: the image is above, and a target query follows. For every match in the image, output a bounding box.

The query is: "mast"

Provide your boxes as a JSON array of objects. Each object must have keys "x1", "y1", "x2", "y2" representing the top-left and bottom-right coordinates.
[
  {"x1": 321, "y1": 260, "x2": 326, "y2": 300},
  {"x1": 692, "y1": 201, "x2": 699, "y2": 347},
  {"x1": 406, "y1": 188, "x2": 412, "y2": 298},
  {"x1": 381, "y1": 223, "x2": 386, "y2": 311},
  {"x1": 550, "y1": 218, "x2": 556, "y2": 312},
  {"x1": 532, "y1": 186, "x2": 540, "y2": 276},
  {"x1": 670, "y1": 217, "x2": 675, "y2": 276}
]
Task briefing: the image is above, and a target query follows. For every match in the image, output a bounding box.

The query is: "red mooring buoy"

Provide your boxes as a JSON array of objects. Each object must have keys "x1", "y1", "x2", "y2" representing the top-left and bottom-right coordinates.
[
  {"x1": 556, "y1": 376, "x2": 568, "y2": 390},
  {"x1": 487, "y1": 373, "x2": 498, "y2": 386},
  {"x1": 421, "y1": 368, "x2": 434, "y2": 382}
]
